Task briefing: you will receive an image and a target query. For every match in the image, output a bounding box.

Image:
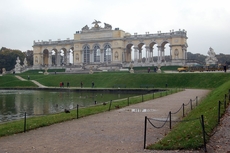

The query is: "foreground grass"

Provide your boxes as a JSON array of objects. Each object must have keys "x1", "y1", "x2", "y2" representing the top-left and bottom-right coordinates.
[
  {"x1": 148, "y1": 80, "x2": 230, "y2": 150},
  {"x1": 0, "y1": 89, "x2": 180, "y2": 137}
]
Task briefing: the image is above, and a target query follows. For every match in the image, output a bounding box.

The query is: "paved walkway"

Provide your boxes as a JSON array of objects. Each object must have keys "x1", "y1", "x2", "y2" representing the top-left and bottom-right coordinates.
[
  {"x1": 15, "y1": 75, "x2": 47, "y2": 88},
  {"x1": 0, "y1": 89, "x2": 211, "y2": 153}
]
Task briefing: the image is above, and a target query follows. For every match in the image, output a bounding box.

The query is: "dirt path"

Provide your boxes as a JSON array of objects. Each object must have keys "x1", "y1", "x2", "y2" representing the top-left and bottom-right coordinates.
[{"x1": 0, "y1": 89, "x2": 223, "y2": 153}]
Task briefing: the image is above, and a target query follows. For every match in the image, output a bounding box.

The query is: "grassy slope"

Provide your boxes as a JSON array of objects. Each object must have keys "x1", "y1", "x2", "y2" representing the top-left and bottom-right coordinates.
[
  {"x1": 148, "y1": 80, "x2": 230, "y2": 150},
  {"x1": 0, "y1": 75, "x2": 36, "y2": 87},
  {"x1": 15, "y1": 72, "x2": 230, "y2": 89}
]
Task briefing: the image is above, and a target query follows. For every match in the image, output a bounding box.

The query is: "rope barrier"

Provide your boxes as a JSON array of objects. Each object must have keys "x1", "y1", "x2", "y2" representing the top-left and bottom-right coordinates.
[
  {"x1": 147, "y1": 117, "x2": 169, "y2": 129},
  {"x1": 184, "y1": 100, "x2": 191, "y2": 106},
  {"x1": 171, "y1": 104, "x2": 183, "y2": 114}
]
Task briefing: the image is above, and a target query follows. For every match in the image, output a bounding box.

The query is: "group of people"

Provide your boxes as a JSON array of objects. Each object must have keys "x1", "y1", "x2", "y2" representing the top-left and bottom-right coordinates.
[
  {"x1": 80, "y1": 81, "x2": 95, "y2": 88},
  {"x1": 59, "y1": 81, "x2": 94, "y2": 88},
  {"x1": 147, "y1": 67, "x2": 157, "y2": 73},
  {"x1": 59, "y1": 82, "x2": 70, "y2": 88}
]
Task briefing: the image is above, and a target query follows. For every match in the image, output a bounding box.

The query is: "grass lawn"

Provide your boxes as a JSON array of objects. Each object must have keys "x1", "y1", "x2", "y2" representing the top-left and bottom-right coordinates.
[{"x1": 0, "y1": 70, "x2": 230, "y2": 151}]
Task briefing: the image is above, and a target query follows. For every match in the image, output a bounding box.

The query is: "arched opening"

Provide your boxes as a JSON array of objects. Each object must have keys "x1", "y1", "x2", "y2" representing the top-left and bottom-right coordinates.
[
  {"x1": 51, "y1": 49, "x2": 57, "y2": 66},
  {"x1": 149, "y1": 42, "x2": 157, "y2": 62},
  {"x1": 161, "y1": 41, "x2": 170, "y2": 62},
  {"x1": 125, "y1": 44, "x2": 133, "y2": 62},
  {"x1": 83, "y1": 44, "x2": 90, "y2": 64},
  {"x1": 141, "y1": 44, "x2": 147, "y2": 63},
  {"x1": 104, "y1": 43, "x2": 111, "y2": 63},
  {"x1": 60, "y1": 48, "x2": 67, "y2": 65},
  {"x1": 43, "y1": 49, "x2": 49, "y2": 65},
  {"x1": 93, "y1": 44, "x2": 100, "y2": 63}
]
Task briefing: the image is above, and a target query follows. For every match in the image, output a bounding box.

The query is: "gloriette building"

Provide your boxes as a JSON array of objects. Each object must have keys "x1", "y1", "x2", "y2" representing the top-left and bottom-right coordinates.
[{"x1": 33, "y1": 20, "x2": 188, "y2": 70}]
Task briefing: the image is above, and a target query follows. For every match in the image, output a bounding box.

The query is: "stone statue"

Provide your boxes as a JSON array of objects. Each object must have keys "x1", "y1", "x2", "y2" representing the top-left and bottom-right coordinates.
[
  {"x1": 14, "y1": 57, "x2": 22, "y2": 73},
  {"x1": 157, "y1": 64, "x2": 162, "y2": 73},
  {"x1": 44, "y1": 65, "x2": 49, "y2": 75},
  {"x1": 82, "y1": 25, "x2": 89, "y2": 31},
  {"x1": 23, "y1": 58, "x2": 28, "y2": 67},
  {"x1": 205, "y1": 47, "x2": 218, "y2": 65},
  {"x1": 2, "y1": 68, "x2": 6, "y2": 74},
  {"x1": 104, "y1": 23, "x2": 112, "y2": 29},
  {"x1": 89, "y1": 66, "x2": 94, "y2": 74},
  {"x1": 129, "y1": 63, "x2": 134, "y2": 73},
  {"x1": 92, "y1": 19, "x2": 101, "y2": 28}
]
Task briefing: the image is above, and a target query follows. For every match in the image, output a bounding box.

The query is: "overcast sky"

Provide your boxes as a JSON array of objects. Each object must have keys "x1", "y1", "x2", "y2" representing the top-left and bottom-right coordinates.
[{"x1": 0, "y1": 0, "x2": 229, "y2": 56}]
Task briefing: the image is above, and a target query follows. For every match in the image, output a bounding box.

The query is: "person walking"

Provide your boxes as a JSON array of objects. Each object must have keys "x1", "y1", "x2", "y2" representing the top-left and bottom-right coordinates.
[
  {"x1": 92, "y1": 81, "x2": 94, "y2": 88},
  {"x1": 67, "y1": 82, "x2": 69, "y2": 88},
  {"x1": 80, "y1": 81, "x2": 83, "y2": 88}
]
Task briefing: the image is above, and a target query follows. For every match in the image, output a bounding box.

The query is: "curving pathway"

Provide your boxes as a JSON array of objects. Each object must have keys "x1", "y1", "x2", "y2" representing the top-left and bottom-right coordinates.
[
  {"x1": 15, "y1": 75, "x2": 47, "y2": 88},
  {"x1": 0, "y1": 89, "x2": 213, "y2": 153}
]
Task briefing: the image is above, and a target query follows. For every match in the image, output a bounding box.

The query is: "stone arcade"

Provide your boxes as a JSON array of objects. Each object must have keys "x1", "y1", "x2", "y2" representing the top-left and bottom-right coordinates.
[{"x1": 33, "y1": 20, "x2": 188, "y2": 70}]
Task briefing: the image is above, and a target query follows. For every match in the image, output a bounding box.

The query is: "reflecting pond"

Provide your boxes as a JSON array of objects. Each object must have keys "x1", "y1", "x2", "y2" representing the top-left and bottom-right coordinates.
[{"x1": 0, "y1": 90, "x2": 145, "y2": 122}]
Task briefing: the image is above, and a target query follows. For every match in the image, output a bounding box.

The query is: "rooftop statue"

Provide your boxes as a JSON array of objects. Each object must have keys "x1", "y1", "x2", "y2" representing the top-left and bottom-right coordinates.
[
  {"x1": 92, "y1": 19, "x2": 101, "y2": 28},
  {"x1": 82, "y1": 25, "x2": 89, "y2": 31},
  {"x1": 104, "y1": 23, "x2": 112, "y2": 29}
]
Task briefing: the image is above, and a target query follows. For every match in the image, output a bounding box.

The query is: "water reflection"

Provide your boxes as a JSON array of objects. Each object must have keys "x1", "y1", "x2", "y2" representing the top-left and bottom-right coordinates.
[{"x1": 0, "y1": 90, "x2": 140, "y2": 122}]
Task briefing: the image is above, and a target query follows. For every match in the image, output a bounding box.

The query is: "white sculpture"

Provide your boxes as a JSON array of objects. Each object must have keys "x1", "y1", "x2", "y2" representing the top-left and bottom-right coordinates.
[
  {"x1": 15, "y1": 57, "x2": 22, "y2": 73},
  {"x1": 23, "y1": 58, "x2": 28, "y2": 67},
  {"x1": 205, "y1": 47, "x2": 218, "y2": 65},
  {"x1": 129, "y1": 63, "x2": 134, "y2": 73},
  {"x1": 44, "y1": 65, "x2": 49, "y2": 75}
]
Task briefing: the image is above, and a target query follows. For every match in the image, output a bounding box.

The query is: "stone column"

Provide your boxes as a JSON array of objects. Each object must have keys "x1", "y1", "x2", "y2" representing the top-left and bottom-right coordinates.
[
  {"x1": 66, "y1": 50, "x2": 70, "y2": 65},
  {"x1": 72, "y1": 51, "x2": 75, "y2": 65},
  {"x1": 134, "y1": 47, "x2": 138, "y2": 63},
  {"x1": 111, "y1": 48, "x2": 113, "y2": 63},
  {"x1": 150, "y1": 47, "x2": 153, "y2": 62},
  {"x1": 123, "y1": 49, "x2": 126, "y2": 62},
  {"x1": 48, "y1": 52, "x2": 52, "y2": 66},
  {"x1": 80, "y1": 50, "x2": 83, "y2": 63},
  {"x1": 100, "y1": 49, "x2": 104, "y2": 63},
  {"x1": 182, "y1": 46, "x2": 187, "y2": 64},
  {"x1": 139, "y1": 50, "x2": 142, "y2": 63},
  {"x1": 162, "y1": 47, "x2": 165, "y2": 62},
  {"x1": 145, "y1": 46, "x2": 150, "y2": 63},
  {"x1": 90, "y1": 50, "x2": 93, "y2": 63},
  {"x1": 169, "y1": 45, "x2": 172, "y2": 61},
  {"x1": 40, "y1": 53, "x2": 43, "y2": 65},
  {"x1": 57, "y1": 51, "x2": 61, "y2": 66},
  {"x1": 157, "y1": 46, "x2": 161, "y2": 63},
  {"x1": 182, "y1": 46, "x2": 186, "y2": 59}
]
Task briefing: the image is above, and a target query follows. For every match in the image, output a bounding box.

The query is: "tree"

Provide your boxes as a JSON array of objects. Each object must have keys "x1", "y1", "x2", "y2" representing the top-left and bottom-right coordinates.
[{"x1": 0, "y1": 47, "x2": 25, "y2": 71}]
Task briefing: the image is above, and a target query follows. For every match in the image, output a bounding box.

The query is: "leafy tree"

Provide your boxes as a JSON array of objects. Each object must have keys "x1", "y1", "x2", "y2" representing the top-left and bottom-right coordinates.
[{"x1": 0, "y1": 47, "x2": 25, "y2": 71}]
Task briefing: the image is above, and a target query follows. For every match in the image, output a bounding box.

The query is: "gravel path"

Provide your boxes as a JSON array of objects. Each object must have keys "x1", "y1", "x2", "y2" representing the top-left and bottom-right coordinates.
[{"x1": 0, "y1": 89, "x2": 228, "y2": 153}]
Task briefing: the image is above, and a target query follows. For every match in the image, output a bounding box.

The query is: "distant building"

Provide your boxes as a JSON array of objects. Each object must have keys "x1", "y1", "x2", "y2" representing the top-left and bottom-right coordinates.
[{"x1": 33, "y1": 20, "x2": 188, "y2": 69}]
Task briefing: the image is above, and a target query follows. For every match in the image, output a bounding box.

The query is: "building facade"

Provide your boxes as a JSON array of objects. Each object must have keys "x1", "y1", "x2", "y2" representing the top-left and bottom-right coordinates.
[{"x1": 33, "y1": 20, "x2": 188, "y2": 68}]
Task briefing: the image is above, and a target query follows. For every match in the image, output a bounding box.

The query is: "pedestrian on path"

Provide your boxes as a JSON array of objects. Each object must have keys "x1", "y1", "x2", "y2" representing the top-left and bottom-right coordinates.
[
  {"x1": 27, "y1": 75, "x2": 30, "y2": 80},
  {"x1": 80, "y1": 81, "x2": 83, "y2": 88}
]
